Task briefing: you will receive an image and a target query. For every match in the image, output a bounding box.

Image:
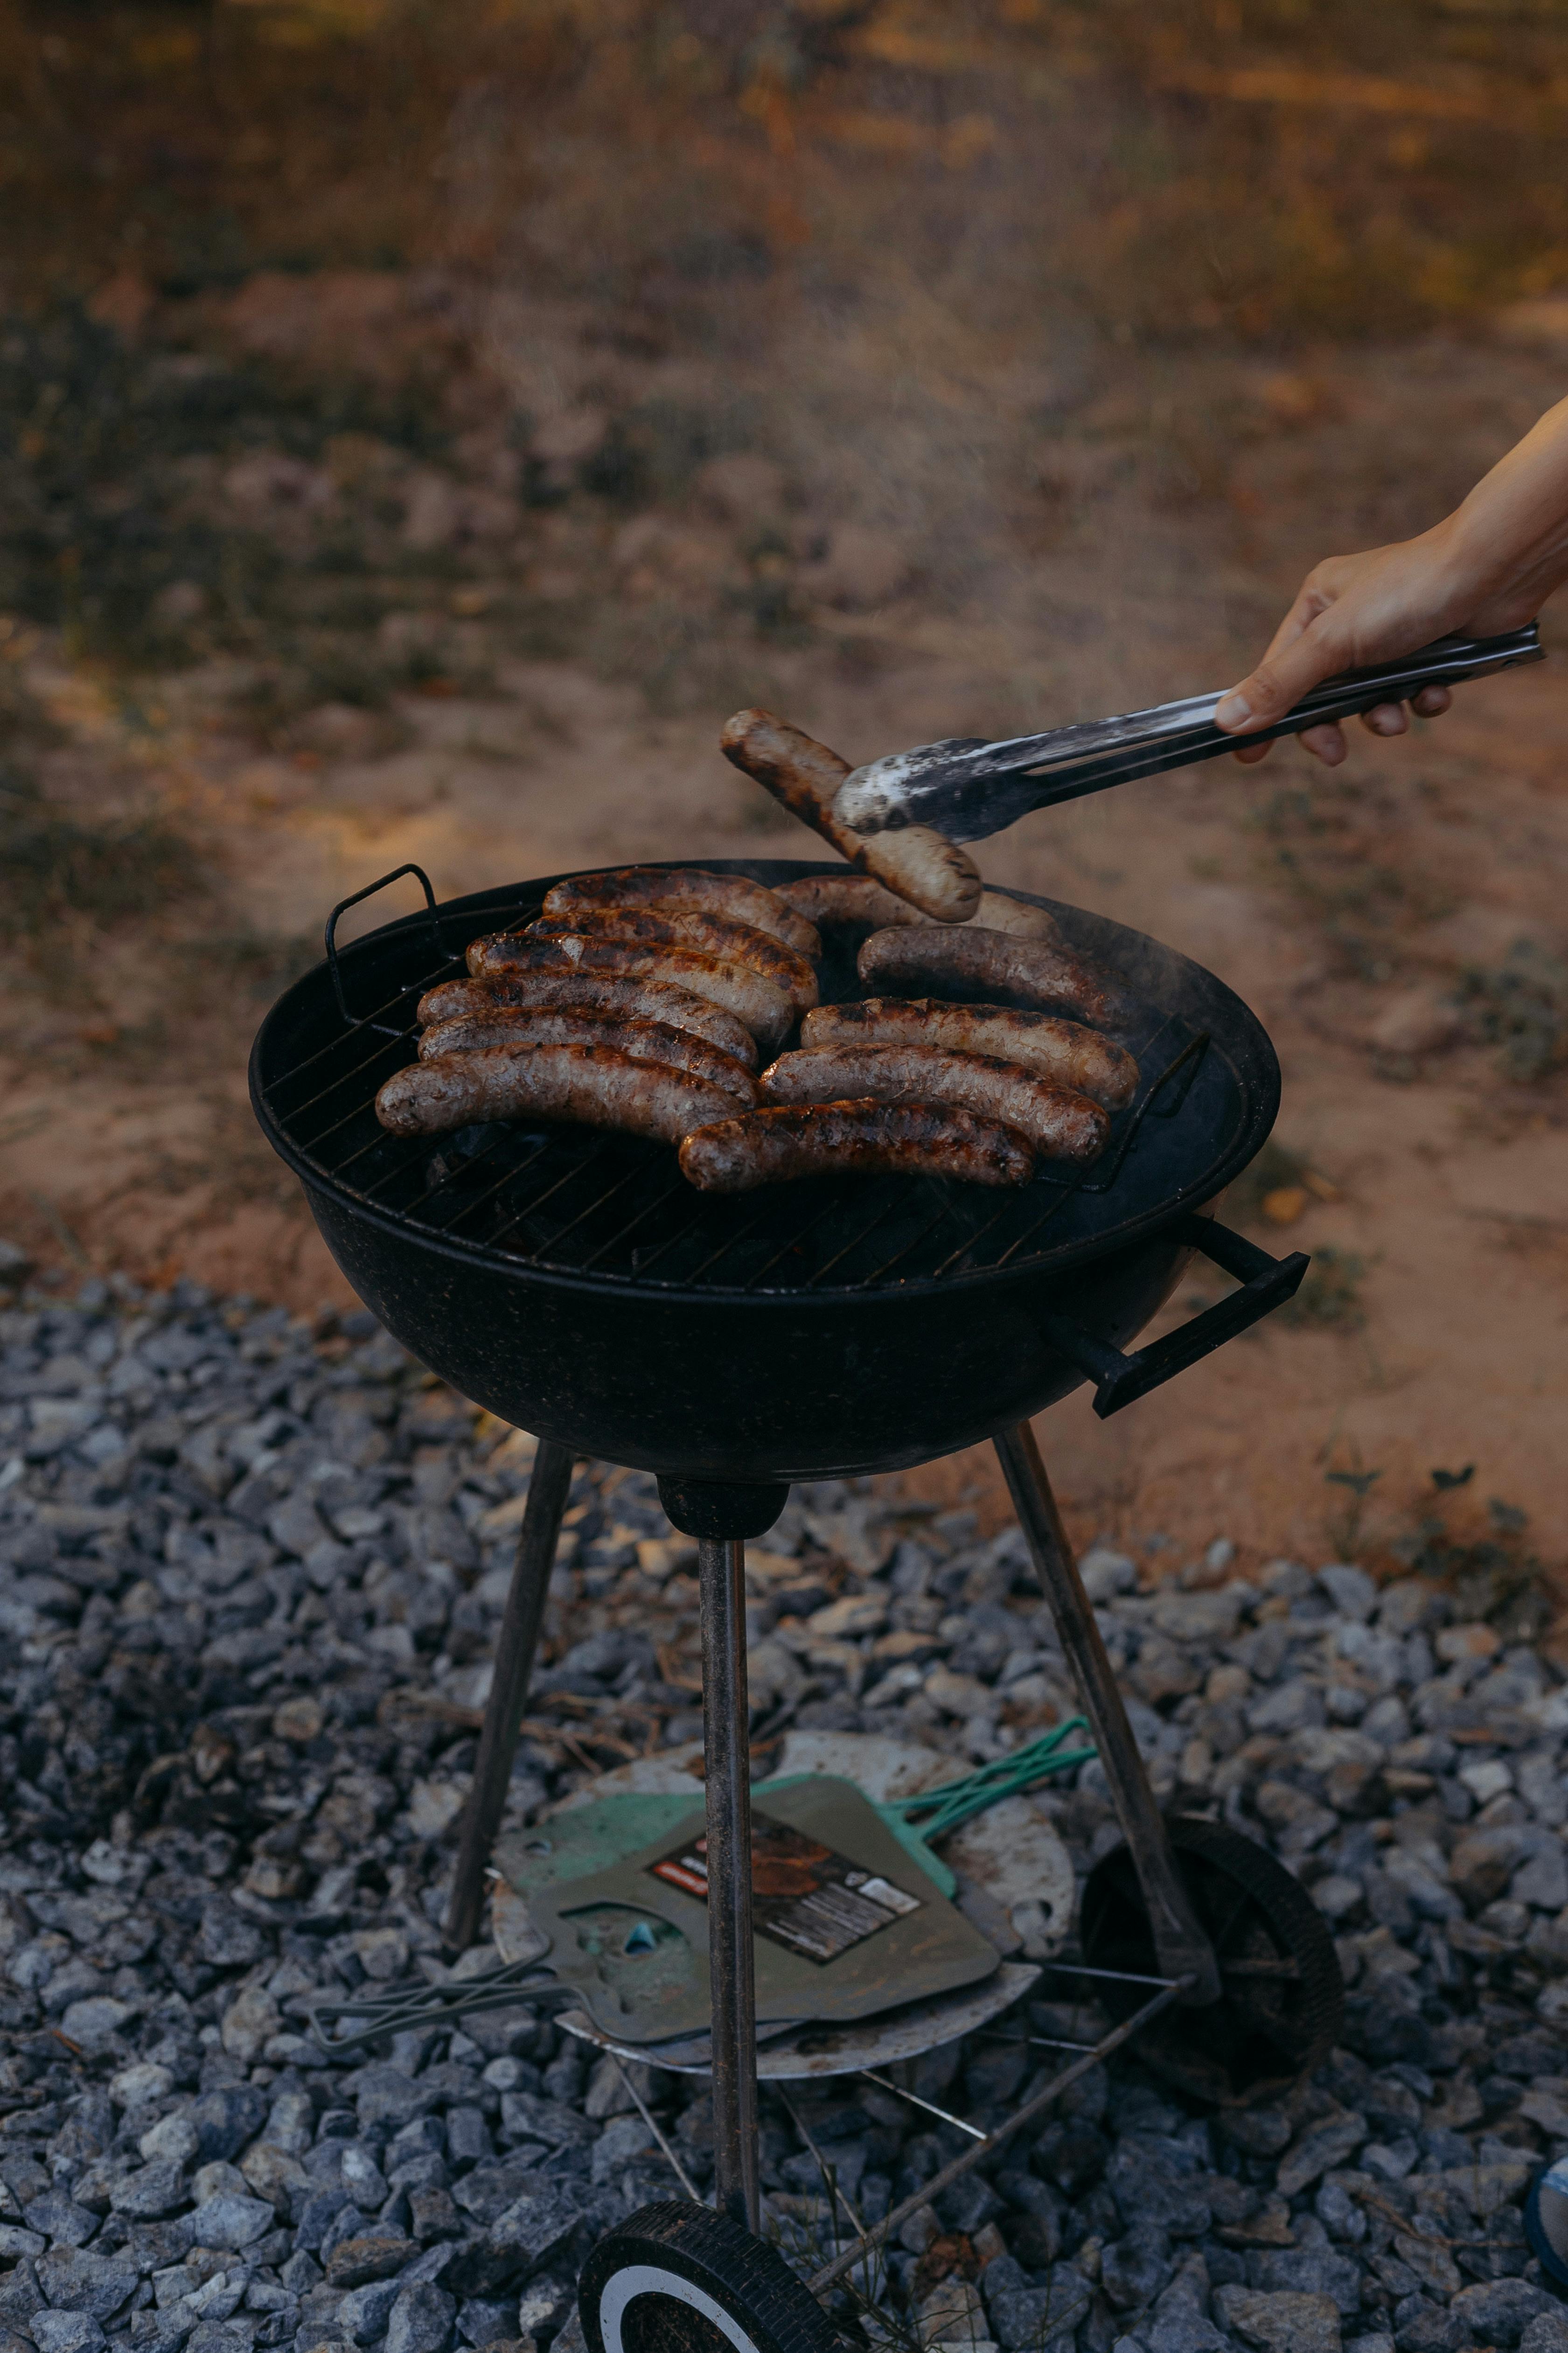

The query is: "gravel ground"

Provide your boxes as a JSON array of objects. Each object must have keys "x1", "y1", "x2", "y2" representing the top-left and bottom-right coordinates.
[{"x1": 5, "y1": 1281, "x2": 1568, "y2": 2353}]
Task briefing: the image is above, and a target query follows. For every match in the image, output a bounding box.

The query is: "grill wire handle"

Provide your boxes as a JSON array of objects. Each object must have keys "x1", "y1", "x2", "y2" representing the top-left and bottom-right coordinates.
[
  {"x1": 325, "y1": 862, "x2": 442, "y2": 1036},
  {"x1": 1043, "y1": 1211, "x2": 1307, "y2": 1418}
]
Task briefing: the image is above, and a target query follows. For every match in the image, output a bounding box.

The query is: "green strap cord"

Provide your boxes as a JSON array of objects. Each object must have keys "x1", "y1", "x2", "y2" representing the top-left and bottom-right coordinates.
[
  {"x1": 312, "y1": 1717, "x2": 1096, "y2": 2055},
  {"x1": 883, "y1": 1718, "x2": 1097, "y2": 1846}
]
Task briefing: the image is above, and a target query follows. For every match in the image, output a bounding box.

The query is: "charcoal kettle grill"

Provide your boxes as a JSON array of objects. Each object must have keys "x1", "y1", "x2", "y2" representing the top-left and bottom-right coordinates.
[{"x1": 251, "y1": 858, "x2": 1345, "y2": 2353}]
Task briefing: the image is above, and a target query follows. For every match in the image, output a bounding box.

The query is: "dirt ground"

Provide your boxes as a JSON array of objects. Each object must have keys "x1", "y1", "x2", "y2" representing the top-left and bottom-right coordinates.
[{"x1": 3, "y1": 0, "x2": 1566, "y2": 1584}]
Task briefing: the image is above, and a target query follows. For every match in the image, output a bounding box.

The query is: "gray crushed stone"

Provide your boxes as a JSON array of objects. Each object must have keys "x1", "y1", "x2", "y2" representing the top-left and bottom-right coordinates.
[{"x1": 4, "y1": 1278, "x2": 1568, "y2": 2353}]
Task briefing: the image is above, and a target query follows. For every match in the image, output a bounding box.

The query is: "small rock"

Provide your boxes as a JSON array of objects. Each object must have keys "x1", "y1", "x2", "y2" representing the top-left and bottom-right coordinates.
[
  {"x1": 1434, "y1": 1622, "x2": 1500, "y2": 1664},
  {"x1": 30, "y1": 2318, "x2": 109, "y2": 2353},
  {"x1": 408, "y1": 1782, "x2": 468, "y2": 1840},
  {"x1": 1277, "y1": 2116, "x2": 1368, "y2": 2198},
  {"x1": 1450, "y1": 1827, "x2": 1533, "y2": 1910},
  {"x1": 446, "y1": 2190, "x2": 586, "y2": 2297},
  {"x1": 1317, "y1": 1565, "x2": 1377, "y2": 1620},
  {"x1": 110, "y1": 2161, "x2": 190, "y2": 2221},
  {"x1": 112, "y1": 2062, "x2": 175, "y2": 2109},
  {"x1": 239, "y1": 2144, "x2": 309, "y2": 2211},
  {"x1": 355, "y1": 2067, "x2": 439, "y2": 2135},
  {"x1": 1449, "y1": 2279, "x2": 1559, "y2": 2345},
  {"x1": 354, "y1": 1927, "x2": 411, "y2": 1983},
  {"x1": 186, "y1": 2155, "x2": 244, "y2": 2207},
  {"x1": 220, "y1": 1983, "x2": 281, "y2": 2063},
  {"x1": 59, "y1": 1996, "x2": 137, "y2": 2050},
  {"x1": 189, "y1": 2087, "x2": 269, "y2": 2164},
  {"x1": 35, "y1": 2248, "x2": 140, "y2": 2324},
  {"x1": 325, "y1": 2237, "x2": 414, "y2": 2289},
  {"x1": 1080, "y1": 1548, "x2": 1137, "y2": 1602},
  {"x1": 1521, "y1": 2317, "x2": 1568, "y2": 2353},
  {"x1": 273, "y1": 1696, "x2": 324, "y2": 1744},
  {"x1": 1250, "y1": 1683, "x2": 1327, "y2": 1735},
  {"x1": 386, "y1": 2283, "x2": 456, "y2": 2353},
  {"x1": 186, "y1": 2194, "x2": 276, "y2": 2251},
  {"x1": 141, "y1": 2115, "x2": 202, "y2": 2168},
  {"x1": 338, "y1": 2279, "x2": 405, "y2": 2346},
  {"x1": 1514, "y1": 1839, "x2": 1568, "y2": 1912},
  {"x1": 1367, "y1": 991, "x2": 1463, "y2": 1057},
  {"x1": 1101, "y1": 2226, "x2": 1173, "y2": 2311},
  {"x1": 1215, "y1": 2287, "x2": 1342, "y2": 2353},
  {"x1": 1245, "y1": 2249, "x2": 1364, "y2": 2318},
  {"x1": 199, "y1": 1899, "x2": 269, "y2": 1969},
  {"x1": 804, "y1": 1593, "x2": 888, "y2": 1641}
]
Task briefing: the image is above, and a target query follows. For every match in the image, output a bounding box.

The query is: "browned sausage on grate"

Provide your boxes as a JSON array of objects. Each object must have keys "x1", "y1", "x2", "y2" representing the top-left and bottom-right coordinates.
[
  {"x1": 527, "y1": 906, "x2": 818, "y2": 1011},
  {"x1": 416, "y1": 973, "x2": 760, "y2": 1068},
  {"x1": 463, "y1": 934, "x2": 795, "y2": 1054},
  {"x1": 540, "y1": 866, "x2": 820, "y2": 959},
  {"x1": 778, "y1": 875, "x2": 1061, "y2": 944},
  {"x1": 376, "y1": 1043, "x2": 742, "y2": 1143},
  {"x1": 857, "y1": 925, "x2": 1138, "y2": 1033},
  {"x1": 419, "y1": 1010, "x2": 759, "y2": 1105},
  {"x1": 799, "y1": 999, "x2": 1139, "y2": 1110},
  {"x1": 760, "y1": 1044, "x2": 1108, "y2": 1161},
  {"x1": 677, "y1": 1099, "x2": 1036, "y2": 1192}
]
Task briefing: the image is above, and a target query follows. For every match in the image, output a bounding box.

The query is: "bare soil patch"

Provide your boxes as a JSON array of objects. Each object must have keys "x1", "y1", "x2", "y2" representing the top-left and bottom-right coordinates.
[{"x1": 3, "y1": 0, "x2": 1566, "y2": 1588}]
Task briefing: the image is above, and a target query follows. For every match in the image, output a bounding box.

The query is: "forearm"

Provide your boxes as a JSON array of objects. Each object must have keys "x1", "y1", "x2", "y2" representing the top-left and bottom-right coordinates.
[
  {"x1": 1440, "y1": 392, "x2": 1568, "y2": 626},
  {"x1": 1215, "y1": 391, "x2": 1568, "y2": 758}
]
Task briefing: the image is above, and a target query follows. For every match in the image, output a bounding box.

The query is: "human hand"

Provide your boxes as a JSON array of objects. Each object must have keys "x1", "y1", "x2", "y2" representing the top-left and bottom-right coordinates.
[
  {"x1": 1213, "y1": 530, "x2": 1468, "y2": 768},
  {"x1": 1214, "y1": 393, "x2": 1568, "y2": 767}
]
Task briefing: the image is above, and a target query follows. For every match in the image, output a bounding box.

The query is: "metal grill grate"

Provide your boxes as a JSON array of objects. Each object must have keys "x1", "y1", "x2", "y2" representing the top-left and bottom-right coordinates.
[{"x1": 257, "y1": 879, "x2": 1254, "y2": 1299}]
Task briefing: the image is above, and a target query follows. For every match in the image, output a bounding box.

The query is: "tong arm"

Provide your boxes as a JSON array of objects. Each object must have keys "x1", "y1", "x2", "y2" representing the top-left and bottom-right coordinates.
[{"x1": 833, "y1": 625, "x2": 1543, "y2": 844}]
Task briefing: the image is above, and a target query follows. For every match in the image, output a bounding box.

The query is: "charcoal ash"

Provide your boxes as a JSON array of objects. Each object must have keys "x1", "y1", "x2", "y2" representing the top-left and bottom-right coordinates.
[{"x1": 4, "y1": 1282, "x2": 1568, "y2": 2353}]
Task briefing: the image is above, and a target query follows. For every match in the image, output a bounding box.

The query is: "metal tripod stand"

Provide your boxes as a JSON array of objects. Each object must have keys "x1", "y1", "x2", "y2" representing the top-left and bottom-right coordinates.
[{"x1": 442, "y1": 1421, "x2": 1223, "y2": 2225}]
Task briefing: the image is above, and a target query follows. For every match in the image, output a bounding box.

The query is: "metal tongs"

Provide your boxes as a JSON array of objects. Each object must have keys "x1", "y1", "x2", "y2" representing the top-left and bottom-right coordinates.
[{"x1": 832, "y1": 624, "x2": 1542, "y2": 846}]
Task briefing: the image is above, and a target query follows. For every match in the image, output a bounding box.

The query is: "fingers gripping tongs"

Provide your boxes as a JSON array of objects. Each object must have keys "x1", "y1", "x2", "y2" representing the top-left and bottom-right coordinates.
[{"x1": 831, "y1": 625, "x2": 1543, "y2": 847}]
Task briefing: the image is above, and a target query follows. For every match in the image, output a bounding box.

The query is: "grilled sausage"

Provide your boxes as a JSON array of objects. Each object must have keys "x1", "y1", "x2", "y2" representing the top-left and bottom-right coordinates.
[
  {"x1": 528, "y1": 907, "x2": 818, "y2": 1011},
  {"x1": 540, "y1": 867, "x2": 819, "y2": 959},
  {"x1": 376, "y1": 1043, "x2": 739, "y2": 1143},
  {"x1": 418, "y1": 1011, "x2": 758, "y2": 1104},
  {"x1": 971, "y1": 893, "x2": 1063, "y2": 943},
  {"x1": 679, "y1": 1100, "x2": 1035, "y2": 1192},
  {"x1": 777, "y1": 874, "x2": 918, "y2": 930},
  {"x1": 777, "y1": 873, "x2": 1060, "y2": 944},
  {"x1": 416, "y1": 973, "x2": 759, "y2": 1068},
  {"x1": 720, "y1": 708, "x2": 983, "y2": 923},
  {"x1": 464, "y1": 934, "x2": 795, "y2": 1054},
  {"x1": 799, "y1": 999, "x2": 1139, "y2": 1110},
  {"x1": 760, "y1": 1045, "x2": 1108, "y2": 1162},
  {"x1": 857, "y1": 925, "x2": 1138, "y2": 1033}
]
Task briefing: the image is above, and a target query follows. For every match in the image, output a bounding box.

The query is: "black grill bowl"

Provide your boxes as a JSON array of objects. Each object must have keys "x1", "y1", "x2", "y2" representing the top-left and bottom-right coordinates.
[{"x1": 249, "y1": 860, "x2": 1282, "y2": 1481}]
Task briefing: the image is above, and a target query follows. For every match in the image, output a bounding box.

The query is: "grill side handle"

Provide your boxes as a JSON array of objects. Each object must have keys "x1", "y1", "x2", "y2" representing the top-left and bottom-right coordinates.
[
  {"x1": 326, "y1": 863, "x2": 441, "y2": 1034},
  {"x1": 1041, "y1": 1213, "x2": 1308, "y2": 1419}
]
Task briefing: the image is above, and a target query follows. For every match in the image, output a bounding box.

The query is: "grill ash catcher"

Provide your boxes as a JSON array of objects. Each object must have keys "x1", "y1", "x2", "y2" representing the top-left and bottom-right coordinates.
[{"x1": 254, "y1": 857, "x2": 1353, "y2": 2353}]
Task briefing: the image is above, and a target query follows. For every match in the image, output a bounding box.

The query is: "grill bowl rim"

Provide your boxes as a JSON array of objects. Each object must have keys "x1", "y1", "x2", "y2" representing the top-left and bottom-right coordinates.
[{"x1": 249, "y1": 857, "x2": 1282, "y2": 1303}]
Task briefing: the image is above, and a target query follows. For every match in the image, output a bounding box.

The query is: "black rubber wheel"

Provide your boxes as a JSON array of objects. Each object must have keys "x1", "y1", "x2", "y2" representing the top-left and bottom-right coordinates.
[
  {"x1": 1080, "y1": 1814, "x2": 1344, "y2": 2106},
  {"x1": 578, "y1": 2200, "x2": 844, "y2": 2353}
]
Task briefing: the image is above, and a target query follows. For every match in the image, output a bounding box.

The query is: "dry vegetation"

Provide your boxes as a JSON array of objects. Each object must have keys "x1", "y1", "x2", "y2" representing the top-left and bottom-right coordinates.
[{"x1": 2, "y1": 0, "x2": 1568, "y2": 1563}]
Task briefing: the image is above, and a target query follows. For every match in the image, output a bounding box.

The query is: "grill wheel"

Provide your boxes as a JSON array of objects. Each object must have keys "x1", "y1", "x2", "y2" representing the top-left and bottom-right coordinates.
[
  {"x1": 1080, "y1": 1814, "x2": 1344, "y2": 2106},
  {"x1": 578, "y1": 2202, "x2": 842, "y2": 2353}
]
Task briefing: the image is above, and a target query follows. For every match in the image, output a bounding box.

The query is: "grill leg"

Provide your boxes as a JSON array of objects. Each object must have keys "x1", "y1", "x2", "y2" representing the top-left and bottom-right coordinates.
[
  {"x1": 443, "y1": 1437, "x2": 575, "y2": 1957},
  {"x1": 699, "y1": 1534, "x2": 760, "y2": 2233},
  {"x1": 994, "y1": 1421, "x2": 1221, "y2": 2006}
]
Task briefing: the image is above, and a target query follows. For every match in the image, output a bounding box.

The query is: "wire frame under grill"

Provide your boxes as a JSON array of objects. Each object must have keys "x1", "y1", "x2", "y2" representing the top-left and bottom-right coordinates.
[{"x1": 256, "y1": 878, "x2": 1256, "y2": 1299}]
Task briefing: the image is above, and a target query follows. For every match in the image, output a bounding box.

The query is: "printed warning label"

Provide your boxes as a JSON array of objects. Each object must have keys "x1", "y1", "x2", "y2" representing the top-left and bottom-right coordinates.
[{"x1": 647, "y1": 1810, "x2": 922, "y2": 1964}]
